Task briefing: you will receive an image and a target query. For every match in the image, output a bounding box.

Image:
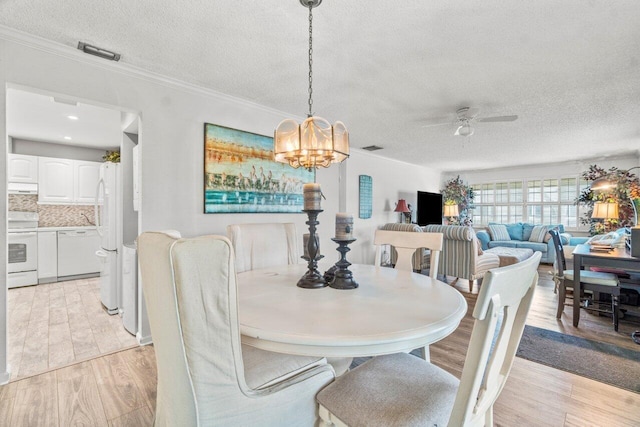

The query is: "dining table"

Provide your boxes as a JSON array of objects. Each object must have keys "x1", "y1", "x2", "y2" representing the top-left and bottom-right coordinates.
[
  {"x1": 237, "y1": 263, "x2": 468, "y2": 362},
  {"x1": 572, "y1": 244, "x2": 640, "y2": 327}
]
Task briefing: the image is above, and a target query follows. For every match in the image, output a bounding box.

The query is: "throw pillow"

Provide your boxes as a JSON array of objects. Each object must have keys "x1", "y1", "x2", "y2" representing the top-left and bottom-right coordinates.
[
  {"x1": 529, "y1": 225, "x2": 548, "y2": 243},
  {"x1": 488, "y1": 224, "x2": 511, "y2": 241}
]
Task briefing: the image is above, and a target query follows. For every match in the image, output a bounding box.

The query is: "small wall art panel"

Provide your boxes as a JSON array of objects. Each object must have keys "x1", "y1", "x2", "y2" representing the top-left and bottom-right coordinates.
[
  {"x1": 204, "y1": 123, "x2": 313, "y2": 213},
  {"x1": 359, "y1": 175, "x2": 373, "y2": 219}
]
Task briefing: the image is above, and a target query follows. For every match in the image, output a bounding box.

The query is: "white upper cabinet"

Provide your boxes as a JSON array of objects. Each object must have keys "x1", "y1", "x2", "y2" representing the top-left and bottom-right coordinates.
[
  {"x1": 8, "y1": 154, "x2": 38, "y2": 183},
  {"x1": 75, "y1": 161, "x2": 101, "y2": 204},
  {"x1": 38, "y1": 157, "x2": 74, "y2": 203},
  {"x1": 39, "y1": 157, "x2": 102, "y2": 204}
]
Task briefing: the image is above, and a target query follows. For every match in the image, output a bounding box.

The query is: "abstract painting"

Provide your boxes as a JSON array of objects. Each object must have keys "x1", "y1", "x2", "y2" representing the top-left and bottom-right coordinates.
[
  {"x1": 359, "y1": 175, "x2": 373, "y2": 219},
  {"x1": 204, "y1": 123, "x2": 313, "y2": 213}
]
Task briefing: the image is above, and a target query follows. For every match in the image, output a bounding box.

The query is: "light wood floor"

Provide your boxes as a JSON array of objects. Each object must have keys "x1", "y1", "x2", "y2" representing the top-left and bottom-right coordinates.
[
  {"x1": 7, "y1": 278, "x2": 138, "y2": 381},
  {"x1": 1, "y1": 264, "x2": 638, "y2": 426}
]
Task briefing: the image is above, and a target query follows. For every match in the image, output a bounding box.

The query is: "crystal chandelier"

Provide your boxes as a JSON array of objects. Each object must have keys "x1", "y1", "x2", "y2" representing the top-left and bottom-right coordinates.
[{"x1": 274, "y1": 0, "x2": 349, "y2": 169}]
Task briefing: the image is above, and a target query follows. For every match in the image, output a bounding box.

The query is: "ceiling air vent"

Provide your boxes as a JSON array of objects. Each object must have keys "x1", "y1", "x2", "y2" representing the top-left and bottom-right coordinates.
[
  {"x1": 362, "y1": 145, "x2": 383, "y2": 151},
  {"x1": 77, "y1": 42, "x2": 121, "y2": 61}
]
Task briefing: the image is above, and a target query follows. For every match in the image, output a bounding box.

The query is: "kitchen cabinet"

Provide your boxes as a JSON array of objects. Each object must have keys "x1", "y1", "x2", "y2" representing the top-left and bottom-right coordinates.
[
  {"x1": 75, "y1": 160, "x2": 101, "y2": 203},
  {"x1": 39, "y1": 157, "x2": 101, "y2": 204},
  {"x1": 37, "y1": 230, "x2": 57, "y2": 283},
  {"x1": 8, "y1": 154, "x2": 38, "y2": 183}
]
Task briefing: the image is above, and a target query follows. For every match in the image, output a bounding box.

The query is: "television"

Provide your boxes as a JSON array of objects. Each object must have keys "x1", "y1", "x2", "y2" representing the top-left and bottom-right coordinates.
[{"x1": 416, "y1": 191, "x2": 443, "y2": 226}]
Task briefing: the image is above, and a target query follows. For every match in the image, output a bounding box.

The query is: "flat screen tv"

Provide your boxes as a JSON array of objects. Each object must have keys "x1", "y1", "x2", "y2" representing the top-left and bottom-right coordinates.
[{"x1": 416, "y1": 191, "x2": 443, "y2": 226}]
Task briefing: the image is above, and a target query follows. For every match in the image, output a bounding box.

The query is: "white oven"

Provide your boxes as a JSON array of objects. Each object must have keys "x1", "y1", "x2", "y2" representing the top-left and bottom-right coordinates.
[{"x1": 8, "y1": 211, "x2": 39, "y2": 288}]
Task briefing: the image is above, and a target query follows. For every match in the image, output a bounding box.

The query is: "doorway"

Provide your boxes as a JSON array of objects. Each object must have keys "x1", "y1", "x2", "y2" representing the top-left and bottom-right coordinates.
[{"x1": 6, "y1": 87, "x2": 141, "y2": 381}]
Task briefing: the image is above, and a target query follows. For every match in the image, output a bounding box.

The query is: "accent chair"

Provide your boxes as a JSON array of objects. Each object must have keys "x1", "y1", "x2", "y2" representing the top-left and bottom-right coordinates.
[{"x1": 137, "y1": 231, "x2": 334, "y2": 426}]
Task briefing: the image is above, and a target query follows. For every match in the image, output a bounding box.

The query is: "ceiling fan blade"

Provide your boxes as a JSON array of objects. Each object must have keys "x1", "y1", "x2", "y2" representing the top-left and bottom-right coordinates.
[
  {"x1": 421, "y1": 122, "x2": 452, "y2": 128},
  {"x1": 477, "y1": 115, "x2": 518, "y2": 123}
]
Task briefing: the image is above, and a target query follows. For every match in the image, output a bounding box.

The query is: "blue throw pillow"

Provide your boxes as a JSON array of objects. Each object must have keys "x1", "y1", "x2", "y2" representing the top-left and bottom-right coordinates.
[{"x1": 505, "y1": 223, "x2": 524, "y2": 241}]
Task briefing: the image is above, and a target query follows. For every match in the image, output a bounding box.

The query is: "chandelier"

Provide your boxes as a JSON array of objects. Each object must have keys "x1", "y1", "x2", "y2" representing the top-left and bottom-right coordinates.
[{"x1": 274, "y1": 0, "x2": 349, "y2": 169}]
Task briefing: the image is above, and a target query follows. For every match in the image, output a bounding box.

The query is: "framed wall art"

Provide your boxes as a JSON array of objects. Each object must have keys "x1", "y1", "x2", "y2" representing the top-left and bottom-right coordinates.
[
  {"x1": 204, "y1": 123, "x2": 313, "y2": 213},
  {"x1": 359, "y1": 175, "x2": 373, "y2": 219}
]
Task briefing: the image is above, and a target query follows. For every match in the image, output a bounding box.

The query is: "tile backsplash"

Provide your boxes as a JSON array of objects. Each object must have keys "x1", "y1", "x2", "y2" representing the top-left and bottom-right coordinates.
[{"x1": 9, "y1": 194, "x2": 96, "y2": 227}]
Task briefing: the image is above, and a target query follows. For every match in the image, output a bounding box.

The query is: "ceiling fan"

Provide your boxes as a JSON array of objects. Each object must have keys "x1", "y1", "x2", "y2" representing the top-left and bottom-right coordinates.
[{"x1": 422, "y1": 107, "x2": 518, "y2": 137}]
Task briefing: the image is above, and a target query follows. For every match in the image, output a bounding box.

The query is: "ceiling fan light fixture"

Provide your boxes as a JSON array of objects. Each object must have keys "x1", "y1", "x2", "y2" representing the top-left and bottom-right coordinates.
[{"x1": 455, "y1": 123, "x2": 474, "y2": 137}]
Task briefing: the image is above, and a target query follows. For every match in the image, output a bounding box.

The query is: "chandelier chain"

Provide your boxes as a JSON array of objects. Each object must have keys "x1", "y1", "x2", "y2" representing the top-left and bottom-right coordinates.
[{"x1": 307, "y1": 3, "x2": 313, "y2": 117}]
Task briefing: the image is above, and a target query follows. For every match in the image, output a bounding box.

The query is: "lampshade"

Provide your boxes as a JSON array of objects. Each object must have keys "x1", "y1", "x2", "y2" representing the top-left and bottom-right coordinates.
[
  {"x1": 274, "y1": 117, "x2": 349, "y2": 169},
  {"x1": 394, "y1": 199, "x2": 410, "y2": 213},
  {"x1": 443, "y1": 204, "x2": 459, "y2": 217},
  {"x1": 592, "y1": 201, "x2": 619, "y2": 219}
]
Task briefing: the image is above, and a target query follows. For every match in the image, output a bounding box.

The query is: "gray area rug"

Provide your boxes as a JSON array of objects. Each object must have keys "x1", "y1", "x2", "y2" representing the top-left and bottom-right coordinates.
[
  {"x1": 350, "y1": 325, "x2": 640, "y2": 393},
  {"x1": 516, "y1": 325, "x2": 640, "y2": 393}
]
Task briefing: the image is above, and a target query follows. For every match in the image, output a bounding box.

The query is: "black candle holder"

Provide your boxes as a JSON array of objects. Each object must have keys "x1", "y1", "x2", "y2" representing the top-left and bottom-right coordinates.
[
  {"x1": 329, "y1": 238, "x2": 358, "y2": 290},
  {"x1": 298, "y1": 209, "x2": 328, "y2": 288}
]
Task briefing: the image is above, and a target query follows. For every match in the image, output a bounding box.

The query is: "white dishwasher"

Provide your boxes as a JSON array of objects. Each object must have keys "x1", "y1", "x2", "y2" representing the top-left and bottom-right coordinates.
[{"x1": 57, "y1": 229, "x2": 101, "y2": 278}]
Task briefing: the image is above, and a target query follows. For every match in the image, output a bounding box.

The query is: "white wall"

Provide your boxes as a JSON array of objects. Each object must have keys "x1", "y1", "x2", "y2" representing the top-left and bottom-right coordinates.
[
  {"x1": 0, "y1": 30, "x2": 440, "y2": 381},
  {"x1": 12, "y1": 138, "x2": 105, "y2": 161},
  {"x1": 343, "y1": 151, "x2": 441, "y2": 264}
]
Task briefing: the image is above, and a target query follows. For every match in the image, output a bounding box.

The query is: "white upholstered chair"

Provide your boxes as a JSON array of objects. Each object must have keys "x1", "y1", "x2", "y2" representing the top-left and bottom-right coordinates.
[
  {"x1": 374, "y1": 228, "x2": 443, "y2": 279},
  {"x1": 137, "y1": 232, "x2": 334, "y2": 426},
  {"x1": 226, "y1": 222, "x2": 300, "y2": 273},
  {"x1": 317, "y1": 251, "x2": 542, "y2": 427}
]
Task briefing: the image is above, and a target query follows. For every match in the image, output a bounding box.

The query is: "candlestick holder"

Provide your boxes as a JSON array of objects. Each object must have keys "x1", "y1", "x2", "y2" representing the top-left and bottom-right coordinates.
[
  {"x1": 329, "y1": 238, "x2": 358, "y2": 289},
  {"x1": 298, "y1": 209, "x2": 328, "y2": 288}
]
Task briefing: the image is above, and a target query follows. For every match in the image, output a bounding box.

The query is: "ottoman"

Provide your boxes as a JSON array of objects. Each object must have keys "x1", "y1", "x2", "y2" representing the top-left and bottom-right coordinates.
[{"x1": 484, "y1": 247, "x2": 535, "y2": 267}]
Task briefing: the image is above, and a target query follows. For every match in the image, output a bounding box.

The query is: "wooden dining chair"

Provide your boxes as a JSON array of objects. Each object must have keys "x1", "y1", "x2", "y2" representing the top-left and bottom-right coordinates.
[
  {"x1": 549, "y1": 229, "x2": 620, "y2": 330},
  {"x1": 137, "y1": 232, "x2": 335, "y2": 426},
  {"x1": 374, "y1": 229, "x2": 443, "y2": 278},
  {"x1": 317, "y1": 251, "x2": 542, "y2": 427}
]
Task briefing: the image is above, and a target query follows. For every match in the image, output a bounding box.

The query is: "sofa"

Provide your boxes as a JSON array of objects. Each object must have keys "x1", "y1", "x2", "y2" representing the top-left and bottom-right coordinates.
[
  {"x1": 424, "y1": 225, "x2": 500, "y2": 293},
  {"x1": 476, "y1": 222, "x2": 571, "y2": 264}
]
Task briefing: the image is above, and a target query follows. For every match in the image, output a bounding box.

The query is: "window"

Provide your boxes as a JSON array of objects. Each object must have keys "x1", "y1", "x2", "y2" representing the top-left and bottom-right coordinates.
[{"x1": 471, "y1": 176, "x2": 586, "y2": 229}]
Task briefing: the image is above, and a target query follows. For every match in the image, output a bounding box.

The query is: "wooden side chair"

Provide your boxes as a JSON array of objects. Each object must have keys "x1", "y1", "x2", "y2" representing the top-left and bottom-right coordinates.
[
  {"x1": 549, "y1": 229, "x2": 620, "y2": 331},
  {"x1": 317, "y1": 252, "x2": 542, "y2": 427},
  {"x1": 374, "y1": 228, "x2": 443, "y2": 278}
]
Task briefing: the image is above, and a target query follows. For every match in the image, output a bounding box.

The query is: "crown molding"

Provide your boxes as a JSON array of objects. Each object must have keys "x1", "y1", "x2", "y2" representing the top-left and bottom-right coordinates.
[{"x1": 0, "y1": 25, "x2": 302, "y2": 120}]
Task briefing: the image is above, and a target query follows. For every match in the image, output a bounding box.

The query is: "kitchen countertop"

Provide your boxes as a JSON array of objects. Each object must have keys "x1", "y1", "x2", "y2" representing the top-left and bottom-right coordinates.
[{"x1": 38, "y1": 226, "x2": 96, "y2": 231}]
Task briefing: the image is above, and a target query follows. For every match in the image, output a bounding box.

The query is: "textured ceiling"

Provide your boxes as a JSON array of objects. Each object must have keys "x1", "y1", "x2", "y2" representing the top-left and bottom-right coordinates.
[{"x1": 1, "y1": 0, "x2": 639, "y2": 171}]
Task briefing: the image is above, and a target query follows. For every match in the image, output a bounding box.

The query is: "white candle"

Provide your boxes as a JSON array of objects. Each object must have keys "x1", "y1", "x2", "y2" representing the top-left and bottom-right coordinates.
[
  {"x1": 303, "y1": 183, "x2": 322, "y2": 210},
  {"x1": 335, "y1": 212, "x2": 354, "y2": 240}
]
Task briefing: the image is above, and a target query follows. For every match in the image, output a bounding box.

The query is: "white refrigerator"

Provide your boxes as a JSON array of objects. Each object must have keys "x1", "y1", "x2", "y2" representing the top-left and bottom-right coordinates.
[{"x1": 95, "y1": 162, "x2": 122, "y2": 315}]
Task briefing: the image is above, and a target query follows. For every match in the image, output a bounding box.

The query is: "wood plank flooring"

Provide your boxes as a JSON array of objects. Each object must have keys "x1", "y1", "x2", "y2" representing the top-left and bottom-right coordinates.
[
  {"x1": 1, "y1": 264, "x2": 638, "y2": 426},
  {"x1": 7, "y1": 278, "x2": 138, "y2": 381}
]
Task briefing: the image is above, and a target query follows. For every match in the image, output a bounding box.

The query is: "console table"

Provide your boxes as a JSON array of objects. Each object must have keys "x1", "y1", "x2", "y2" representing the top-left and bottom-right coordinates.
[{"x1": 572, "y1": 244, "x2": 640, "y2": 327}]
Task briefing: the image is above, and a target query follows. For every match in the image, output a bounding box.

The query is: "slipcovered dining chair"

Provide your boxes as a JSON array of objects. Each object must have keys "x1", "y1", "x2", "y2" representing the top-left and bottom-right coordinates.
[
  {"x1": 549, "y1": 229, "x2": 620, "y2": 331},
  {"x1": 374, "y1": 228, "x2": 443, "y2": 278},
  {"x1": 317, "y1": 251, "x2": 542, "y2": 427},
  {"x1": 227, "y1": 222, "x2": 300, "y2": 273},
  {"x1": 137, "y1": 231, "x2": 335, "y2": 426}
]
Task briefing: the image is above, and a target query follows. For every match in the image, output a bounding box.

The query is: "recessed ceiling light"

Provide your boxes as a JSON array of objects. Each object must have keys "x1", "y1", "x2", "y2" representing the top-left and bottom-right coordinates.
[
  {"x1": 64, "y1": 136, "x2": 72, "y2": 140},
  {"x1": 67, "y1": 115, "x2": 79, "y2": 120}
]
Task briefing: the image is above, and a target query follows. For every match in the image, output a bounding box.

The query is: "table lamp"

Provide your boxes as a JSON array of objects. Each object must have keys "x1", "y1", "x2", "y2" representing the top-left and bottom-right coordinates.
[
  {"x1": 443, "y1": 204, "x2": 459, "y2": 218},
  {"x1": 591, "y1": 201, "x2": 619, "y2": 233},
  {"x1": 394, "y1": 199, "x2": 411, "y2": 223}
]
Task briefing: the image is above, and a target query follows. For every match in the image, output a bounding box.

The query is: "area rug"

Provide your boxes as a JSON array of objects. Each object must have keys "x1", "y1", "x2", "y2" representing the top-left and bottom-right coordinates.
[{"x1": 516, "y1": 325, "x2": 640, "y2": 393}]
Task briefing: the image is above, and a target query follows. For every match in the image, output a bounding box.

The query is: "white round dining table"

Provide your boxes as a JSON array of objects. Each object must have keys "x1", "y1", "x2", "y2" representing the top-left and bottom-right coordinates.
[{"x1": 237, "y1": 263, "x2": 467, "y2": 358}]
